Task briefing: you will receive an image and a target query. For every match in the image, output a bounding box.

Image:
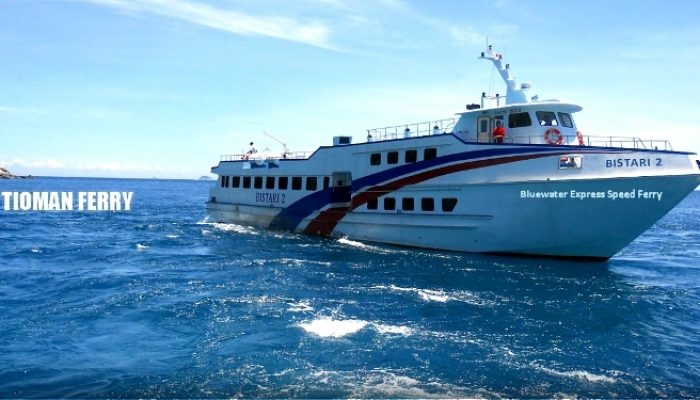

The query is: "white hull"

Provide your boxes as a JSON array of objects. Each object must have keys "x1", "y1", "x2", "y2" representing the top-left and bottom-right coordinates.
[{"x1": 207, "y1": 139, "x2": 700, "y2": 260}]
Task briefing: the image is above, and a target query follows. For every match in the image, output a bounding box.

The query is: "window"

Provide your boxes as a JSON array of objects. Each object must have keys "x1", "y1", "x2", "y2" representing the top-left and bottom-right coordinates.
[
  {"x1": 278, "y1": 176, "x2": 288, "y2": 190},
  {"x1": 387, "y1": 151, "x2": 399, "y2": 164},
  {"x1": 442, "y1": 198, "x2": 458, "y2": 212},
  {"x1": 424, "y1": 148, "x2": 437, "y2": 160},
  {"x1": 292, "y1": 176, "x2": 302, "y2": 190},
  {"x1": 421, "y1": 197, "x2": 435, "y2": 211},
  {"x1": 243, "y1": 176, "x2": 251, "y2": 189},
  {"x1": 266, "y1": 176, "x2": 275, "y2": 189},
  {"x1": 367, "y1": 199, "x2": 378, "y2": 210},
  {"x1": 479, "y1": 119, "x2": 489, "y2": 133},
  {"x1": 254, "y1": 176, "x2": 263, "y2": 189},
  {"x1": 405, "y1": 150, "x2": 417, "y2": 163},
  {"x1": 402, "y1": 197, "x2": 414, "y2": 211},
  {"x1": 558, "y1": 112, "x2": 573, "y2": 128},
  {"x1": 384, "y1": 197, "x2": 396, "y2": 210},
  {"x1": 508, "y1": 112, "x2": 532, "y2": 128},
  {"x1": 232, "y1": 176, "x2": 240, "y2": 188},
  {"x1": 306, "y1": 177, "x2": 317, "y2": 191},
  {"x1": 536, "y1": 111, "x2": 558, "y2": 126},
  {"x1": 220, "y1": 176, "x2": 227, "y2": 188},
  {"x1": 370, "y1": 153, "x2": 381, "y2": 165},
  {"x1": 323, "y1": 176, "x2": 330, "y2": 189}
]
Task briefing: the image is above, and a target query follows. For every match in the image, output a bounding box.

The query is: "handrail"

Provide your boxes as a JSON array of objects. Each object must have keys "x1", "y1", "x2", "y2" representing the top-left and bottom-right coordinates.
[
  {"x1": 220, "y1": 151, "x2": 313, "y2": 161},
  {"x1": 220, "y1": 124, "x2": 674, "y2": 162},
  {"x1": 367, "y1": 118, "x2": 456, "y2": 142},
  {"x1": 453, "y1": 131, "x2": 673, "y2": 150}
]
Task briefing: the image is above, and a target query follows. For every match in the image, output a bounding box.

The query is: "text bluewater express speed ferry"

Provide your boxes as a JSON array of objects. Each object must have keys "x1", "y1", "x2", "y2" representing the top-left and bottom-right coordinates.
[{"x1": 207, "y1": 47, "x2": 700, "y2": 260}]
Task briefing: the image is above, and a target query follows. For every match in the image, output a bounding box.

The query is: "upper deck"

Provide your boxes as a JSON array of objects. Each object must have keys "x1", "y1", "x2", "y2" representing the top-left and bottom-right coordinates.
[{"x1": 218, "y1": 46, "x2": 675, "y2": 162}]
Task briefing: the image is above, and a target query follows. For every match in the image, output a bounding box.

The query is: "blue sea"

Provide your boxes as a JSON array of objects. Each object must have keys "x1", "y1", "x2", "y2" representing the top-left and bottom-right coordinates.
[{"x1": 1, "y1": 177, "x2": 699, "y2": 398}]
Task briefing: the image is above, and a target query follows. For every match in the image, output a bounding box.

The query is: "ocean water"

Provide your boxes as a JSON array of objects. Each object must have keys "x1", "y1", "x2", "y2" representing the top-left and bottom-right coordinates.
[{"x1": 1, "y1": 177, "x2": 699, "y2": 398}]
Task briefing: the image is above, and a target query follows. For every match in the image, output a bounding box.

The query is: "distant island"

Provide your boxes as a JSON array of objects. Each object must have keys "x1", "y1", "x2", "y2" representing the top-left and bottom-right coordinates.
[
  {"x1": 0, "y1": 166, "x2": 31, "y2": 179},
  {"x1": 198, "y1": 176, "x2": 213, "y2": 180}
]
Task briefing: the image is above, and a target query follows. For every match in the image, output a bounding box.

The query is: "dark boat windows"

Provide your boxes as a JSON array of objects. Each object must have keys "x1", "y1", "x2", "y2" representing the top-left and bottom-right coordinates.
[
  {"x1": 384, "y1": 197, "x2": 396, "y2": 210},
  {"x1": 405, "y1": 149, "x2": 417, "y2": 163},
  {"x1": 442, "y1": 198, "x2": 458, "y2": 212},
  {"x1": 536, "y1": 111, "x2": 558, "y2": 126},
  {"x1": 266, "y1": 176, "x2": 275, "y2": 189},
  {"x1": 424, "y1": 148, "x2": 437, "y2": 160},
  {"x1": 292, "y1": 176, "x2": 302, "y2": 190},
  {"x1": 242, "y1": 176, "x2": 251, "y2": 188},
  {"x1": 558, "y1": 112, "x2": 573, "y2": 128},
  {"x1": 254, "y1": 176, "x2": 263, "y2": 189},
  {"x1": 402, "y1": 197, "x2": 414, "y2": 211},
  {"x1": 306, "y1": 177, "x2": 317, "y2": 191},
  {"x1": 232, "y1": 176, "x2": 240, "y2": 188},
  {"x1": 508, "y1": 112, "x2": 532, "y2": 128},
  {"x1": 323, "y1": 176, "x2": 330, "y2": 189},
  {"x1": 220, "y1": 176, "x2": 229, "y2": 188},
  {"x1": 370, "y1": 153, "x2": 381, "y2": 165},
  {"x1": 367, "y1": 198, "x2": 378, "y2": 210},
  {"x1": 421, "y1": 197, "x2": 435, "y2": 211},
  {"x1": 387, "y1": 151, "x2": 399, "y2": 164},
  {"x1": 278, "y1": 176, "x2": 288, "y2": 190}
]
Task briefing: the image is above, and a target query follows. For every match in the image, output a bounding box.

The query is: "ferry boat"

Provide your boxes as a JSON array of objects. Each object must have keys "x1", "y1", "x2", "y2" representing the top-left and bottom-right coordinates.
[{"x1": 207, "y1": 46, "x2": 700, "y2": 260}]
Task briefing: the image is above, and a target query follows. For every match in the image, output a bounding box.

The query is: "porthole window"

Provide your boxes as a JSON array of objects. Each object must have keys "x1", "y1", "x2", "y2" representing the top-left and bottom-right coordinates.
[
  {"x1": 536, "y1": 111, "x2": 558, "y2": 126},
  {"x1": 508, "y1": 112, "x2": 532, "y2": 128},
  {"x1": 402, "y1": 197, "x2": 414, "y2": 211},
  {"x1": 306, "y1": 177, "x2": 317, "y2": 191},
  {"x1": 424, "y1": 148, "x2": 437, "y2": 160},
  {"x1": 292, "y1": 177, "x2": 302, "y2": 190},
  {"x1": 421, "y1": 197, "x2": 435, "y2": 211},
  {"x1": 387, "y1": 151, "x2": 399, "y2": 164},
  {"x1": 367, "y1": 199, "x2": 378, "y2": 210},
  {"x1": 370, "y1": 153, "x2": 381, "y2": 165},
  {"x1": 442, "y1": 198, "x2": 458, "y2": 212},
  {"x1": 558, "y1": 112, "x2": 573, "y2": 128},
  {"x1": 405, "y1": 150, "x2": 417, "y2": 163},
  {"x1": 384, "y1": 197, "x2": 396, "y2": 210}
]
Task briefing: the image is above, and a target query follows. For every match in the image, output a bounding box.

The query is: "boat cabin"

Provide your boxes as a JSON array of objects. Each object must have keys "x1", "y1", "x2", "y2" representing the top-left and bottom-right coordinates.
[{"x1": 452, "y1": 101, "x2": 583, "y2": 145}]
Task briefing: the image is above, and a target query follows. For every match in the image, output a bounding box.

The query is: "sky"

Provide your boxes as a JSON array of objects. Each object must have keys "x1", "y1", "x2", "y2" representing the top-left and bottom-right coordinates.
[{"x1": 1, "y1": 0, "x2": 700, "y2": 179}]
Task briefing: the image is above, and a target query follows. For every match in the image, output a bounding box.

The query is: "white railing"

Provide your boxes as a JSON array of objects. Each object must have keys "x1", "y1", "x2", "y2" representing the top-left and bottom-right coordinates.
[
  {"x1": 220, "y1": 150, "x2": 313, "y2": 162},
  {"x1": 454, "y1": 132, "x2": 673, "y2": 150},
  {"x1": 367, "y1": 118, "x2": 456, "y2": 142}
]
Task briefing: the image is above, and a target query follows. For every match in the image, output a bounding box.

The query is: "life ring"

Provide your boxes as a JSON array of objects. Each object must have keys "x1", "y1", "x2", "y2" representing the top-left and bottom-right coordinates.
[
  {"x1": 544, "y1": 128, "x2": 563, "y2": 145},
  {"x1": 576, "y1": 130, "x2": 585, "y2": 146}
]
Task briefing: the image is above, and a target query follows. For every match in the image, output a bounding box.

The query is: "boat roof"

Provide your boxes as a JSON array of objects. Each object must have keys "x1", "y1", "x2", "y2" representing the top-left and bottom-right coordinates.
[{"x1": 456, "y1": 100, "x2": 583, "y2": 116}]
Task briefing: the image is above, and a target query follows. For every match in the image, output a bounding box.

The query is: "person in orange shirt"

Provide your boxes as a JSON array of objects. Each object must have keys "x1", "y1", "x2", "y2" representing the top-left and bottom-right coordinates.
[{"x1": 492, "y1": 120, "x2": 505, "y2": 143}]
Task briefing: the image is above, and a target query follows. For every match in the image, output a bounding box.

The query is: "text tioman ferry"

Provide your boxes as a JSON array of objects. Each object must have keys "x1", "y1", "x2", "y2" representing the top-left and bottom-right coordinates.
[{"x1": 207, "y1": 47, "x2": 700, "y2": 260}]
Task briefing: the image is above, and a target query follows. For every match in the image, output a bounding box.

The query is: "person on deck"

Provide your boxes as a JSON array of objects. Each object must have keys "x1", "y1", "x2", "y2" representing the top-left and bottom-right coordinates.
[
  {"x1": 244, "y1": 142, "x2": 257, "y2": 160},
  {"x1": 492, "y1": 120, "x2": 505, "y2": 143}
]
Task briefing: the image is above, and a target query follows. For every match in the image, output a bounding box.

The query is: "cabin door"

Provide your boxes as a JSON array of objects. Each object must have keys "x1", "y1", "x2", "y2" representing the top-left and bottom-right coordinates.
[
  {"x1": 331, "y1": 172, "x2": 352, "y2": 204},
  {"x1": 477, "y1": 116, "x2": 491, "y2": 143}
]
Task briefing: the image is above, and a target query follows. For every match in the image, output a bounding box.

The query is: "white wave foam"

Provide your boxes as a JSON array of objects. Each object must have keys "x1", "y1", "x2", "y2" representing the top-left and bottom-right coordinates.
[
  {"x1": 373, "y1": 323, "x2": 413, "y2": 336},
  {"x1": 136, "y1": 243, "x2": 149, "y2": 251},
  {"x1": 165, "y1": 234, "x2": 179, "y2": 239},
  {"x1": 536, "y1": 365, "x2": 617, "y2": 384},
  {"x1": 211, "y1": 222, "x2": 259, "y2": 235},
  {"x1": 30, "y1": 248, "x2": 42, "y2": 253},
  {"x1": 298, "y1": 318, "x2": 369, "y2": 338},
  {"x1": 287, "y1": 301, "x2": 314, "y2": 313},
  {"x1": 372, "y1": 285, "x2": 487, "y2": 305},
  {"x1": 337, "y1": 237, "x2": 369, "y2": 248},
  {"x1": 336, "y1": 237, "x2": 407, "y2": 254}
]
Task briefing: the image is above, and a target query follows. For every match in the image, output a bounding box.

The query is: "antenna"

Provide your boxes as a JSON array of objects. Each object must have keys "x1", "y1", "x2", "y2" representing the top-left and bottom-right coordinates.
[{"x1": 263, "y1": 131, "x2": 289, "y2": 156}]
